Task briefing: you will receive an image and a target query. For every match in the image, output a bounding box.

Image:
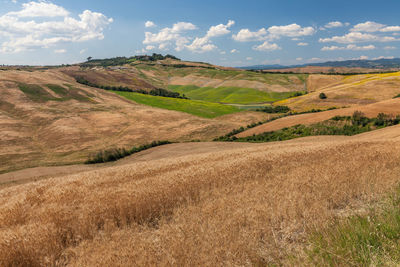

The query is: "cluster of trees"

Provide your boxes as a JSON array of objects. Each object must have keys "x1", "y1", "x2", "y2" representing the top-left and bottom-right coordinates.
[
  {"x1": 85, "y1": 141, "x2": 172, "y2": 164},
  {"x1": 256, "y1": 105, "x2": 290, "y2": 113},
  {"x1": 75, "y1": 77, "x2": 188, "y2": 99},
  {"x1": 82, "y1": 54, "x2": 181, "y2": 67}
]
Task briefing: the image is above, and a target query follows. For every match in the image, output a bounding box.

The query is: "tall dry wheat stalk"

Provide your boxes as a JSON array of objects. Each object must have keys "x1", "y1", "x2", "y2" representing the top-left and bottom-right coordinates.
[{"x1": 0, "y1": 131, "x2": 399, "y2": 266}]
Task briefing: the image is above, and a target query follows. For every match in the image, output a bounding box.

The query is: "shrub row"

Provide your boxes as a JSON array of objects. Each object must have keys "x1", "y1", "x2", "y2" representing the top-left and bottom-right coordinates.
[
  {"x1": 216, "y1": 111, "x2": 400, "y2": 143},
  {"x1": 214, "y1": 107, "x2": 338, "y2": 141},
  {"x1": 75, "y1": 77, "x2": 188, "y2": 99},
  {"x1": 85, "y1": 140, "x2": 172, "y2": 164},
  {"x1": 256, "y1": 105, "x2": 290, "y2": 113}
]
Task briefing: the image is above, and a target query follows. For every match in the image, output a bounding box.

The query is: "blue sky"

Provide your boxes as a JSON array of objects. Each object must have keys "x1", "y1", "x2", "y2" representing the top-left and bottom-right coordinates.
[{"x1": 0, "y1": 0, "x2": 399, "y2": 66}]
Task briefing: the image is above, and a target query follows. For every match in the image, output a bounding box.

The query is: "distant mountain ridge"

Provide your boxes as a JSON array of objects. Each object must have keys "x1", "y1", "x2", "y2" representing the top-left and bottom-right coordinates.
[{"x1": 240, "y1": 58, "x2": 400, "y2": 70}]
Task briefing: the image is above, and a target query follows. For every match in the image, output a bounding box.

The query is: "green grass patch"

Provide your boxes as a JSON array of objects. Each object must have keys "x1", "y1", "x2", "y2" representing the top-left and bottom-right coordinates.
[
  {"x1": 168, "y1": 85, "x2": 303, "y2": 104},
  {"x1": 306, "y1": 186, "x2": 400, "y2": 266},
  {"x1": 114, "y1": 91, "x2": 241, "y2": 118},
  {"x1": 18, "y1": 83, "x2": 55, "y2": 102}
]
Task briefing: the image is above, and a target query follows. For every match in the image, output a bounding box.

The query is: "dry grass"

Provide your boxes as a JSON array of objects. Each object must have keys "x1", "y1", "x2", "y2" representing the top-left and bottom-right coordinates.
[
  {"x1": 277, "y1": 72, "x2": 400, "y2": 111},
  {"x1": 1, "y1": 127, "x2": 400, "y2": 266}
]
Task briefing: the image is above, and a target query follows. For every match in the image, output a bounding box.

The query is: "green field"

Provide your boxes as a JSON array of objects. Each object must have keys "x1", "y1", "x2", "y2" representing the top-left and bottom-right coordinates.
[
  {"x1": 114, "y1": 91, "x2": 241, "y2": 118},
  {"x1": 168, "y1": 85, "x2": 301, "y2": 104}
]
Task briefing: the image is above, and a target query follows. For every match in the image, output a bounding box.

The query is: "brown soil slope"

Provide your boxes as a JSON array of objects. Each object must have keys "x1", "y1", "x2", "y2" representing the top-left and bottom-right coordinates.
[
  {"x1": 1, "y1": 126, "x2": 400, "y2": 265},
  {"x1": 0, "y1": 69, "x2": 269, "y2": 173},
  {"x1": 238, "y1": 98, "x2": 400, "y2": 137}
]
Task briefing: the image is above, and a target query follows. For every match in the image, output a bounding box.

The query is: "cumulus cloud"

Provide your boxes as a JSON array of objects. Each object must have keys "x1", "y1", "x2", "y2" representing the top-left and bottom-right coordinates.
[
  {"x1": 232, "y1": 28, "x2": 267, "y2": 42},
  {"x1": 0, "y1": 1, "x2": 113, "y2": 53},
  {"x1": 186, "y1": 20, "x2": 235, "y2": 53},
  {"x1": 321, "y1": 44, "x2": 376, "y2": 51},
  {"x1": 230, "y1": 49, "x2": 239, "y2": 53},
  {"x1": 296, "y1": 57, "x2": 303, "y2": 61},
  {"x1": 7, "y1": 1, "x2": 69, "y2": 17},
  {"x1": 268, "y1": 23, "x2": 315, "y2": 38},
  {"x1": 145, "y1": 45, "x2": 155, "y2": 50},
  {"x1": 297, "y1": 42, "x2": 308, "y2": 46},
  {"x1": 384, "y1": 46, "x2": 396, "y2": 50},
  {"x1": 143, "y1": 21, "x2": 197, "y2": 51},
  {"x1": 319, "y1": 32, "x2": 398, "y2": 43},
  {"x1": 253, "y1": 41, "x2": 281, "y2": 51},
  {"x1": 351, "y1": 21, "x2": 400, "y2": 33},
  {"x1": 145, "y1": 21, "x2": 156, "y2": 28},
  {"x1": 325, "y1": 21, "x2": 344, "y2": 28}
]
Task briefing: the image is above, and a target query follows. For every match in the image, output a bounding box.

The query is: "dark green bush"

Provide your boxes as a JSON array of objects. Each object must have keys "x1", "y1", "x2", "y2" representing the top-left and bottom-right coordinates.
[
  {"x1": 319, "y1": 93, "x2": 327, "y2": 99},
  {"x1": 257, "y1": 105, "x2": 290, "y2": 113},
  {"x1": 85, "y1": 140, "x2": 172, "y2": 164}
]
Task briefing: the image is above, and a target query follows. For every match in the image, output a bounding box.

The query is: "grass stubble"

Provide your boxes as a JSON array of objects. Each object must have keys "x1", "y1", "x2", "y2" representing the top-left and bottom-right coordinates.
[{"x1": 0, "y1": 130, "x2": 400, "y2": 265}]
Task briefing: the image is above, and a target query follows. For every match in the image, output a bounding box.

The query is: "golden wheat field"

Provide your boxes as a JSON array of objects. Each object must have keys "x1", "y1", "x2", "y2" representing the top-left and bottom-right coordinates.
[{"x1": 1, "y1": 125, "x2": 400, "y2": 266}]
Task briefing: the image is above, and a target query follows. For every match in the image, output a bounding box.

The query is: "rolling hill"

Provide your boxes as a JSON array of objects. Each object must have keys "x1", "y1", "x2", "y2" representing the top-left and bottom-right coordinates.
[
  {"x1": 1, "y1": 125, "x2": 400, "y2": 265},
  {"x1": 0, "y1": 68, "x2": 272, "y2": 174}
]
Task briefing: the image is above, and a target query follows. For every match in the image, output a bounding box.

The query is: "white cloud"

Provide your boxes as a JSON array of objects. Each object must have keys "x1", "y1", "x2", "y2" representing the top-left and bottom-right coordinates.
[
  {"x1": 297, "y1": 42, "x2": 308, "y2": 46},
  {"x1": 253, "y1": 41, "x2": 281, "y2": 51},
  {"x1": 158, "y1": 43, "x2": 168, "y2": 50},
  {"x1": 381, "y1": 26, "x2": 400, "y2": 32},
  {"x1": 319, "y1": 32, "x2": 398, "y2": 43},
  {"x1": 185, "y1": 36, "x2": 217, "y2": 53},
  {"x1": 220, "y1": 51, "x2": 226, "y2": 55},
  {"x1": 309, "y1": 57, "x2": 322, "y2": 62},
  {"x1": 358, "y1": 55, "x2": 369, "y2": 60},
  {"x1": 0, "y1": 2, "x2": 113, "y2": 53},
  {"x1": 325, "y1": 21, "x2": 344, "y2": 28},
  {"x1": 143, "y1": 22, "x2": 196, "y2": 44},
  {"x1": 321, "y1": 44, "x2": 376, "y2": 51},
  {"x1": 384, "y1": 46, "x2": 396, "y2": 50},
  {"x1": 145, "y1": 45, "x2": 155, "y2": 50},
  {"x1": 79, "y1": 48, "x2": 87, "y2": 54},
  {"x1": 206, "y1": 20, "x2": 234, "y2": 38},
  {"x1": 230, "y1": 49, "x2": 238, "y2": 53},
  {"x1": 186, "y1": 20, "x2": 234, "y2": 53},
  {"x1": 351, "y1": 21, "x2": 400, "y2": 33},
  {"x1": 351, "y1": 21, "x2": 385, "y2": 32},
  {"x1": 143, "y1": 21, "x2": 197, "y2": 52},
  {"x1": 7, "y1": 1, "x2": 69, "y2": 17},
  {"x1": 54, "y1": 49, "x2": 66, "y2": 53},
  {"x1": 268, "y1": 23, "x2": 315, "y2": 38},
  {"x1": 232, "y1": 28, "x2": 267, "y2": 42},
  {"x1": 296, "y1": 57, "x2": 303, "y2": 61},
  {"x1": 246, "y1": 57, "x2": 252, "y2": 60},
  {"x1": 145, "y1": 21, "x2": 156, "y2": 28}
]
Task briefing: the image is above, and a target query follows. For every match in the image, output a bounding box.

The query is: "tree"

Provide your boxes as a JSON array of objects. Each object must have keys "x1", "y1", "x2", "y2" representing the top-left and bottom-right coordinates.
[
  {"x1": 319, "y1": 92, "x2": 327, "y2": 99},
  {"x1": 352, "y1": 111, "x2": 366, "y2": 126},
  {"x1": 87, "y1": 56, "x2": 93, "y2": 62}
]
